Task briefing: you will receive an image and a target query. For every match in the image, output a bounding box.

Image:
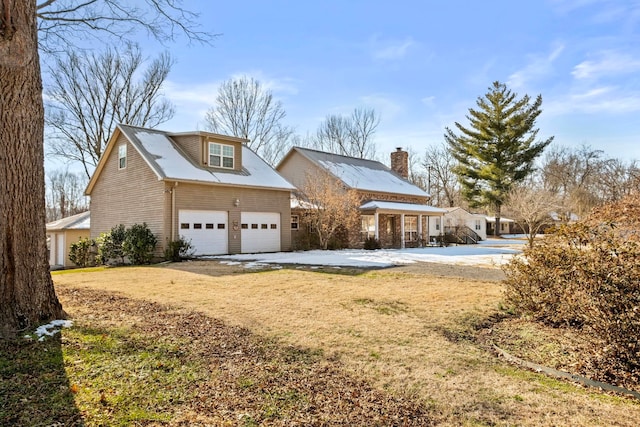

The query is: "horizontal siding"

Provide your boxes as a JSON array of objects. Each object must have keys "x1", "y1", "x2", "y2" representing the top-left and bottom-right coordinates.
[
  {"x1": 89, "y1": 133, "x2": 166, "y2": 254},
  {"x1": 277, "y1": 152, "x2": 317, "y2": 190},
  {"x1": 174, "y1": 183, "x2": 291, "y2": 254},
  {"x1": 171, "y1": 134, "x2": 203, "y2": 166}
]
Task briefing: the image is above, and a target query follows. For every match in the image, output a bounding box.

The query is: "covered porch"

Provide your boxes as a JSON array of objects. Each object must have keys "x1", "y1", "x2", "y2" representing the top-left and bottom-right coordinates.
[{"x1": 360, "y1": 201, "x2": 447, "y2": 249}]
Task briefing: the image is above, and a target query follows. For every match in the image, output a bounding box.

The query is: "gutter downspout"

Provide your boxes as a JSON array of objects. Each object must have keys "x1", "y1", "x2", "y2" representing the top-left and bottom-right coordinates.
[{"x1": 171, "y1": 181, "x2": 178, "y2": 241}]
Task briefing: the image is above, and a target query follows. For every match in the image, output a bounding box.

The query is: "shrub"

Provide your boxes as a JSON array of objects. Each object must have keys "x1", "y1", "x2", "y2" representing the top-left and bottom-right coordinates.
[
  {"x1": 96, "y1": 224, "x2": 126, "y2": 265},
  {"x1": 503, "y1": 219, "x2": 640, "y2": 385},
  {"x1": 363, "y1": 236, "x2": 381, "y2": 250},
  {"x1": 164, "y1": 237, "x2": 194, "y2": 262},
  {"x1": 68, "y1": 237, "x2": 97, "y2": 267},
  {"x1": 123, "y1": 223, "x2": 157, "y2": 264}
]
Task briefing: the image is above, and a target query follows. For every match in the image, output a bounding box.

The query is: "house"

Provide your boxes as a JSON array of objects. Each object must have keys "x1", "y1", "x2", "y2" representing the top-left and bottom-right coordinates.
[
  {"x1": 440, "y1": 207, "x2": 487, "y2": 241},
  {"x1": 85, "y1": 124, "x2": 296, "y2": 256},
  {"x1": 46, "y1": 211, "x2": 90, "y2": 268},
  {"x1": 485, "y1": 216, "x2": 517, "y2": 235},
  {"x1": 276, "y1": 147, "x2": 447, "y2": 249}
]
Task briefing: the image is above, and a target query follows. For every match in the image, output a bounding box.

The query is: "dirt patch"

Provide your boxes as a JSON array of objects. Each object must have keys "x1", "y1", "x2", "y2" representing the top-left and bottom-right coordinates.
[{"x1": 388, "y1": 261, "x2": 505, "y2": 282}]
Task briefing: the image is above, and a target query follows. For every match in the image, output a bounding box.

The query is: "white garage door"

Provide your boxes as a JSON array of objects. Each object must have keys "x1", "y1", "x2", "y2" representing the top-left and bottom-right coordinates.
[
  {"x1": 179, "y1": 210, "x2": 228, "y2": 255},
  {"x1": 241, "y1": 212, "x2": 281, "y2": 253}
]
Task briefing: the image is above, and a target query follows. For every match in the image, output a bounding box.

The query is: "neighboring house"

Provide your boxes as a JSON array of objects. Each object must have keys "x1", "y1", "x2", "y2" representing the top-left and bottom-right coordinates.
[
  {"x1": 485, "y1": 216, "x2": 518, "y2": 235},
  {"x1": 277, "y1": 147, "x2": 447, "y2": 249},
  {"x1": 440, "y1": 207, "x2": 487, "y2": 241},
  {"x1": 86, "y1": 124, "x2": 296, "y2": 256},
  {"x1": 46, "y1": 211, "x2": 90, "y2": 268}
]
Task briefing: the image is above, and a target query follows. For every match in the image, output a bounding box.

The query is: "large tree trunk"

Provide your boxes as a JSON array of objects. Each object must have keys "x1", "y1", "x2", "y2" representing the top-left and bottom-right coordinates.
[{"x1": 0, "y1": 1, "x2": 64, "y2": 338}]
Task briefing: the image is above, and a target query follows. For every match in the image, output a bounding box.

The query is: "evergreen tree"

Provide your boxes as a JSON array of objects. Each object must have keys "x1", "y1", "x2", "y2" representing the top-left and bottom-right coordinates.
[{"x1": 444, "y1": 81, "x2": 553, "y2": 235}]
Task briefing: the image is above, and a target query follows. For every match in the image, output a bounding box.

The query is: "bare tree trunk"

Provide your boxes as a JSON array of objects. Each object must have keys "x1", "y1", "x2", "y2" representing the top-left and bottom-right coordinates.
[{"x1": 1, "y1": 0, "x2": 64, "y2": 338}]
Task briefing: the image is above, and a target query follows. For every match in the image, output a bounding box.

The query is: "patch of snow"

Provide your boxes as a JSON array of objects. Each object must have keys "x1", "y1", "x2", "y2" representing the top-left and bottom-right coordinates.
[
  {"x1": 211, "y1": 245, "x2": 521, "y2": 269},
  {"x1": 317, "y1": 159, "x2": 428, "y2": 197},
  {"x1": 132, "y1": 129, "x2": 295, "y2": 190},
  {"x1": 31, "y1": 319, "x2": 73, "y2": 341}
]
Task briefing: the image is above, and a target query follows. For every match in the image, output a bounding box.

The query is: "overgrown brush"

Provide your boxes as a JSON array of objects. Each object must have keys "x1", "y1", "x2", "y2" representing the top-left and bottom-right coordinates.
[{"x1": 503, "y1": 201, "x2": 640, "y2": 386}]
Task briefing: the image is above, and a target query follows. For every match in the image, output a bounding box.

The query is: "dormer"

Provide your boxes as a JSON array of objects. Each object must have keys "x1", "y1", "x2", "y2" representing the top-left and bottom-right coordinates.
[{"x1": 169, "y1": 131, "x2": 248, "y2": 172}]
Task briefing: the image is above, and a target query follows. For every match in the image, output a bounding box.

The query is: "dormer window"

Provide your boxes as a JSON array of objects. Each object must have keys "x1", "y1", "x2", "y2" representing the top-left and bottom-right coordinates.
[
  {"x1": 118, "y1": 144, "x2": 127, "y2": 169},
  {"x1": 209, "y1": 142, "x2": 234, "y2": 169}
]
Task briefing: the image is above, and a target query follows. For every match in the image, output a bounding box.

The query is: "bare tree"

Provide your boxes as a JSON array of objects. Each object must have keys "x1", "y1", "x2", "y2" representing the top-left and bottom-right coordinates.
[
  {"x1": 504, "y1": 185, "x2": 559, "y2": 248},
  {"x1": 1, "y1": 1, "x2": 213, "y2": 337},
  {"x1": 46, "y1": 44, "x2": 175, "y2": 178},
  {"x1": 36, "y1": 0, "x2": 215, "y2": 54},
  {"x1": 539, "y1": 144, "x2": 638, "y2": 219},
  {"x1": 423, "y1": 143, "x2": 461, "y2": 207},
  {"x1": 406, "y1": 146, "x2": 427, "y2": 190},
  {"x1": 312, "y1": 107, "x2": 379, "y2": 159},
  {"x1": 45, "y1": 169, "x2": 88, "y2": 222},
  {"x1": 298, "y1": 171, "x2": 361, "y2": 250},
  {"x1": 204, "y1": 76, "x2": 294, "y2": 166}
]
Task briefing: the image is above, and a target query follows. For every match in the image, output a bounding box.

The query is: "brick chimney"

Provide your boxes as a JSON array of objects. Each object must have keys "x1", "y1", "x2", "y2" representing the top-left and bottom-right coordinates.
[{"x1": 390, "y1": 147, "x2": 408, "y2": 179}]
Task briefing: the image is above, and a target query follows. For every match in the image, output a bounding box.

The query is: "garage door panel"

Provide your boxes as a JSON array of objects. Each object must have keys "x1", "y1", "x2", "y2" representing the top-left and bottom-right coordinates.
[
  {"x1": 179, "y1": 210, "x2": 228, "y2": 255},
  {"x1": 241, "y1": 212, "x2": 280, "y2": 253}
]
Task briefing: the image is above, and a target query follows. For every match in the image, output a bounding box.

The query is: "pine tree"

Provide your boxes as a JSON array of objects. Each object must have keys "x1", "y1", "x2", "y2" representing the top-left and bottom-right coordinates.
[{"x1": 444, "y1": 81, "x2": 553, "y2": 236}]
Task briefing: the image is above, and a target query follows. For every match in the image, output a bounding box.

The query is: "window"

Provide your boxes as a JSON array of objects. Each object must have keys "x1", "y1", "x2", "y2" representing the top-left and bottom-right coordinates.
[
  {"x1": 404, "y1": 216, "x2": 418, "y2": 242},
  {"x1": 206, "y1": 223, "x2": 214, "y2": 229},
  {"x1": 251, "y1": 224, "x2": 258, "y2": 229},
  {"x1": 361, "y1": 215, "x2": 375, "y2": 240},
  {"x1": 270, "y1": 224, "x2": 277, "y2": 229},
  {"x1": 118, "y1": 144, "x2": 127, "y2": 169},
  {"x1": 180, "y1": 223, "x2": 190, "y2": 229},
  {"x1": 241, "y1": 223, "x2": 248, "y2": 229},
  {"x1": 475, "y1": 220, "x2": 482, "y2": 230},
  {"x1": 291, "y1": 215, "x2": 299, "y2": 230},
  {"x1": 435, "y1": 218, "x2": 441, "y2": 231},
  {"x1": 217, "y1": 223, "x2": 225, "y2": 229},
  {"x1": 261, "y1": 224, "x2": 268, "y2": 229},
  {"x1": 208, "y1": 142, "x2": 234, "y2": 169},
  {"x1": 193, "y1": 223, "x2": 202, "y2": 229}
]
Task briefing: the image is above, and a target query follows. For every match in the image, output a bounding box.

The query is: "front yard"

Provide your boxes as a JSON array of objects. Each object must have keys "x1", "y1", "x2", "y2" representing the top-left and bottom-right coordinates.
[{"x1": 4, "y1": 261, "x2": 639, "y2": 425}]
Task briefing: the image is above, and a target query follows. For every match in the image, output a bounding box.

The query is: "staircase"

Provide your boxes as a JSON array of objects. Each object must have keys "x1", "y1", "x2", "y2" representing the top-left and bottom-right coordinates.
[{"x1": 445, "y1": 226, "x2": 481, "y2": 244}]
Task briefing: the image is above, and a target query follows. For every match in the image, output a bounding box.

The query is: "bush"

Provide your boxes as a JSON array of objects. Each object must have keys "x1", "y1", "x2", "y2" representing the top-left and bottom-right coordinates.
[
  {"x1": 96, "y1": 224, "x2": 126, "y2": 265},
  {"x1": 68, "y1": 237, "x2": 97, "y2": 267},
  {"x1": 123, "y1": 223, "x2": 157, "y2": 264},
  {"x1": 164, "y1": 237, "x2": 194, "y2": 262},
  {"x1": 363, "y1": 236, "x2": 381, "y2": 250},
  {"x1": 503, "y1": 219, "x2": 640, "y2": 385}
]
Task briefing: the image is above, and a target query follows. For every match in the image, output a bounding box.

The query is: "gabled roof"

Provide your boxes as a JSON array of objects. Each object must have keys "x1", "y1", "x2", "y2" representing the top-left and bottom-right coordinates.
[
  {"x1": 86, "y1": 124, "x2": 295, "y2": 194},
  {"x1": 445, "y1": 207, "x2": 486, "y2": 218},
  {"x1": 279, "y1": 147, "x2": 429, "y2": 198},
  {"x1": 46, "y1": 211, "x2": 90, "y2": 231}
]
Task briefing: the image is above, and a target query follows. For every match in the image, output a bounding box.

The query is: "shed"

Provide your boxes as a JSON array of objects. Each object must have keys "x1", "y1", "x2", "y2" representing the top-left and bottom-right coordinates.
[{"x1": 46, "y1": 211, "x2": 90, "y2": 268}]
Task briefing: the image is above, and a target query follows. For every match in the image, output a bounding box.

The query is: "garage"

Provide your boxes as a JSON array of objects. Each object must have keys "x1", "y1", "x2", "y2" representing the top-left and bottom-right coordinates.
[
  {"x1": 241, "y1": 212, "x2": 281, "y2": 253},
  {"x1": 178, "y1": 210, "x2": 228, "y2": 255}
]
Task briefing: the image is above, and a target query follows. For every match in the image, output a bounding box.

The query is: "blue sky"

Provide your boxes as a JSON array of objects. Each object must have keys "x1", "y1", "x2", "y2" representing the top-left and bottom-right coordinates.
[{"x1": 50, "y1": 0, "x2": 640, "y2": 172}]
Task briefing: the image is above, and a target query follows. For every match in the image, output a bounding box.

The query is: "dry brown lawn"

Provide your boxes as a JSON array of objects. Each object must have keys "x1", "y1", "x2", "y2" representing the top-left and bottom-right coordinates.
[{"x1": 53, "y1": 261, "x2": 640, "y2": 426}]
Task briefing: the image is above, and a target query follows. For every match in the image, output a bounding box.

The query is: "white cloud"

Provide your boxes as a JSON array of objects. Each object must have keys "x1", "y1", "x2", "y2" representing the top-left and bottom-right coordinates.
[
  {"x1": 229, "y1": 71, "x2": 300, "y2": 96},
  {"x1": 507, "y1": 42, "x2": 565, "y2": 88},
  {"x1": 546, "y1": 85, "x2": 640, "y2": 115},
  {"x1": 421, "y1": 96, "x2": 436, "y2": 107},
  {"x1": 369, "y1": 35, "x2": 416, "y2": 60},
  {"x1": 359, "y1": 94, "x2": 404, "y2": 120},
  {"x1": 163, "y1": 80, "x2": 220, "y2": 106},
  {"x1": 572, "y1": 50, "x2": 640, "y2": 80}
]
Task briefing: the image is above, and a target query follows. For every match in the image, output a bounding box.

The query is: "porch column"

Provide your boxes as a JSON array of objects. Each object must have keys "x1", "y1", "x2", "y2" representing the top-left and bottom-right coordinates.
[
  {"x1": 374, "y1": 212, "x2": 379, "y2": 240},
  {"x1": 418, "y1": 214, "x2": 423, "y2": 247},
  {"x1": 400, "y1": 213, "x2": 405, "y2": 249}
]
